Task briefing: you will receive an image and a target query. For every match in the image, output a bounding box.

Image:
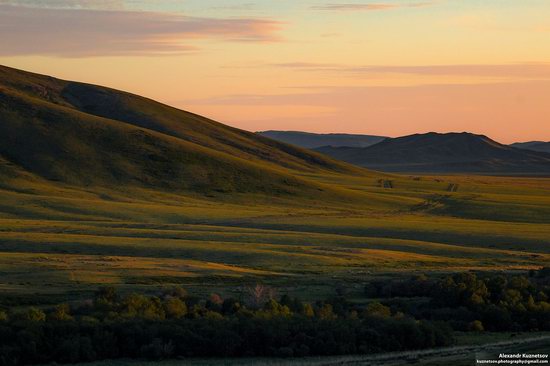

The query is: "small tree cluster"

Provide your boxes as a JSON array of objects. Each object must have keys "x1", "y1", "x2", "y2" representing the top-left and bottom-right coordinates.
[{"x1": 0, "y1": 285, "x2": 453, "y2": 365}]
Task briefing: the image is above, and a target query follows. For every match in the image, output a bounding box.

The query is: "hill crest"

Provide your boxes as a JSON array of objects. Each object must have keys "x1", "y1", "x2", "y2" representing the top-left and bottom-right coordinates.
[
  {"x1": 315, "y1": 132, "x2": 550, "y2": 174},
  {"x1": 0, "y1": 65, "x2": 366, "y2": 198},
  {"x1": 511, "y1": 141, "x2": 550, "y2": 153},
  {"x1": 257, "y1": 130, "x2": 386, "y2": 149}
]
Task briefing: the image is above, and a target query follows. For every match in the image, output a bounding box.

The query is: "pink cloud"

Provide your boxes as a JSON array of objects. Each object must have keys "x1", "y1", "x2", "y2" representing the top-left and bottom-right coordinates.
[
  {"x1": 0, "y1": 4, "x2": 283, "y2": 57},
  {"x1": 271, "y1": 62, "x2": 550, "y2": 80},
  {"x1": 311, "y1": 2, "x2": 434, "y2": 11},
  {"x1": 0, "y1": 0, "x2": 125, "y2": 9}
]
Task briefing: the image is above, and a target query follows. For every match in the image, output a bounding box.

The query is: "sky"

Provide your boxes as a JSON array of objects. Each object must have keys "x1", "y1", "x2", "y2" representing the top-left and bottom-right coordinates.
[{"x1": 1, "y1": 0, "x2": 549, "y2": 143}]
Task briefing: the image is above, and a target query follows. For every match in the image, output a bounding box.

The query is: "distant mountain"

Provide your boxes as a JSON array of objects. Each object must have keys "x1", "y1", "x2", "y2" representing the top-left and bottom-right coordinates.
[
  {"x1": 510, "y1": 141, "x2": 550, "y2": 153},
  {"x1": 0, "y1": 65, "x2": 365, "y2": 198},
  {"x1": 257, "y1": 130, "x2": 386, "y2": 149},
  {"x1": 315, "y1": 132, "x2": 550, "y2": 174}
]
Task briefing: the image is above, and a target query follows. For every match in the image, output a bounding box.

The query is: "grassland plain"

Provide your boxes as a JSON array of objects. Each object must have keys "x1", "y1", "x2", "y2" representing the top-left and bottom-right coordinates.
[
  {"x1": 1, "y1": 65, "x2": 550, "y2": 305},
  {"x1": 1, "y1": 171, "x2": 550, "y2": 304}
]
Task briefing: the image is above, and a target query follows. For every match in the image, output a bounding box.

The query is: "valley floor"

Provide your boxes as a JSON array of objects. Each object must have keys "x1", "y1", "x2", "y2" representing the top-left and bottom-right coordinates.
[{"x1": 1, "y1": 172, "x2": 550, "y2": 302}]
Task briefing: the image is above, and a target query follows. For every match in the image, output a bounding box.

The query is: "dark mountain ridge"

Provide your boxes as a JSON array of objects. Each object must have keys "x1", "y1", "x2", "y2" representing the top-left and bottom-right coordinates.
[
  {"x1": 257, "y1": 130, "x2": 386, "y2": 149},
  {"x1": 510, "y1": 141, "x2": 550, "y2": 154},
  {"x1": 315, "y1": 132, "x2": 550, "y2": 174}
]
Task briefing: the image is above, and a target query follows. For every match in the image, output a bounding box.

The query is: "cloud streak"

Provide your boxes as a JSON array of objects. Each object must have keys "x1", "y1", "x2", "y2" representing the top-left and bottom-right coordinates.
[
  {"x1": 311, "y1": 2, "x2": 434, "y2": 11},
  {"x1": 271, "y1": 62, "x2": 550, "y2": 80},
  {"x1": 0, "y1": 4, "x2": 283, "y2": 57},
  {"x1": 0, "y1": 0, "x2": 126, "y2": 9}
]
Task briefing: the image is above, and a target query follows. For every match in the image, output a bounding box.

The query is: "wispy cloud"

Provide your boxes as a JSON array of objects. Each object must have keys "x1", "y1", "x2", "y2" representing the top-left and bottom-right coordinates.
[
  {"x1": 271, "y1": 62, "x2": 550, "y2": 80},
  {"x1": 0, "y1": 0, "x2": 187, "y2": 10},
  {"x1": 0, "y1": 0, "x2": 126, "y2": 9},
  {"x1": 0, "y1": 4, "x2": 283, "y2": 57},
  {"x1": 212, "y1": 3, "x2": 257, "y2": 11},
  {"x1": 311, "y1": 2, "x2": 434, "y2": 11}
]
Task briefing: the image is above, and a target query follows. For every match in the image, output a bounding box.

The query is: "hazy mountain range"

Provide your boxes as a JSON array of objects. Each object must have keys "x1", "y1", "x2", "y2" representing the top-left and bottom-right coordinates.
[
  {"x1": 257, "y1": 131, "x2": 386, "y2": 148},
  {"x1": 260, "y1": 130, "x2": 550, "y2": 174},
  {"x1": 314, "y1": 132, "x2": 550, "y2": 174},
  {"x1": 510, "y1": 141, "x2": 550, "y2": 153}
]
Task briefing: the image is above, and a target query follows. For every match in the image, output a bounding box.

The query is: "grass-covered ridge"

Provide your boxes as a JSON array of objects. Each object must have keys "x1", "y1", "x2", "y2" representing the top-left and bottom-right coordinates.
[{"x1": 0, "y1": 65, "x2": 366, "y2": 198}]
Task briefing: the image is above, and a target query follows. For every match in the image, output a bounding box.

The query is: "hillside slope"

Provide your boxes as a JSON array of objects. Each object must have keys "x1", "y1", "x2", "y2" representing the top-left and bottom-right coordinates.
[
  {"x1": 511, "y1": 141, "x2": 550, "y2": 153},
  {"x1": 0, "y1": 65, "x2": 361, "y2": 173},
  {"x1": 257, "y1": 130, "x2": 386, "y2": 148},
  {"x1": 0, "y1": 65, "x2": 365, "y2": 197},
  {"x1": 316, "y1": 132, "x2": 550, "y2": 174}
]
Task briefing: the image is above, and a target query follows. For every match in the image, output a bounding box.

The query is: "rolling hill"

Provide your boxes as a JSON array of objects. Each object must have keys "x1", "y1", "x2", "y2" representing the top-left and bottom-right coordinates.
[
  {"x1": 511, "y1": 141, "x2": 550, "y2": 153},
  {"x1": 0, "y1": 65, "x2": 365, "y2": 198},
  {"x1": 315, "y1": 132, "x2": 550, "y2": 174},
  {"x1": 257, "y1": 130, "x2": 386, "y2": 148}
]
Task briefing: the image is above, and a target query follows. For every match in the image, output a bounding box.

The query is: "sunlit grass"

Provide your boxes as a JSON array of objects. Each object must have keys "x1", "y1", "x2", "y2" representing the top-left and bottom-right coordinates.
[{"x1": 1, "y1": 170, "x2": 550, "y2": 300}]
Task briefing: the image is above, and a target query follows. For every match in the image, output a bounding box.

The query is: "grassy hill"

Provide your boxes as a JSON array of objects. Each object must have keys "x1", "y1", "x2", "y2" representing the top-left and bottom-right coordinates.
[
  {"x1": 0, "y1": 65, "x2": 369, "y2": 198},
  {"x1": 315, "y1": 132, "x2": 550, "y2": 174}
]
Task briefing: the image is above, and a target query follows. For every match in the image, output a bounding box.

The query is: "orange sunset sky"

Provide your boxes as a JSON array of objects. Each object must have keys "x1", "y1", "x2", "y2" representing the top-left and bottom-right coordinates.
[{"x1": 1, "y1": 0, "x2": 549, "y2": 143}]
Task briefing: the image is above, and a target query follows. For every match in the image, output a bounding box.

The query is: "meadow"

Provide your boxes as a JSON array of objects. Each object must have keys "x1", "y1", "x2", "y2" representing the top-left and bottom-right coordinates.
[{"x1": 1, "y1": 169, "x2": 549, "y2": 305}]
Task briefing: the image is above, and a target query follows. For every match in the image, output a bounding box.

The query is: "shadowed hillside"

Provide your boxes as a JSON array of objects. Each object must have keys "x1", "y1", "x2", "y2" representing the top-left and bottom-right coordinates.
[
  {"x1": 511, "y1": 141, "x2": 550, "y2": 153},
  {"x1": 316, "y1": 132, "x2": 550, "y2": 174},
  {"x1": 257, "y1": 130, "x2": 386, "y2": 148},
  {"x1": 0, "y1": 65, "x2": 366, "y2": 197}
]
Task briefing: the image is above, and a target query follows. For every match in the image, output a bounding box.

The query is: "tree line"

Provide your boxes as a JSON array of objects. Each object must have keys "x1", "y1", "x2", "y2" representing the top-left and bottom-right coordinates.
[
  {"x1": 1, "y1": 269, "x2": 550, "y2": 365},
  {"x1": 0, "y1": 285, "x2": 451, "y2": 365},
  {"x1": 365, "y1": 269, "x2": 550, "y2": 332}
]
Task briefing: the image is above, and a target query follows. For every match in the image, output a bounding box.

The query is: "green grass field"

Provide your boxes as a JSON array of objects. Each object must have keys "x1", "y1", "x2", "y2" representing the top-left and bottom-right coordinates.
[{"x1": 1, "y1": 170, "x2": 549, "y2": 304}]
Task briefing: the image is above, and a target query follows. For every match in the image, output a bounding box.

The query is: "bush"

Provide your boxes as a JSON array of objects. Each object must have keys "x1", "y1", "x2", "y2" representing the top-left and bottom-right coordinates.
[{"x1": 468, "y1": 320, "x2": 484, "y2": 332}]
